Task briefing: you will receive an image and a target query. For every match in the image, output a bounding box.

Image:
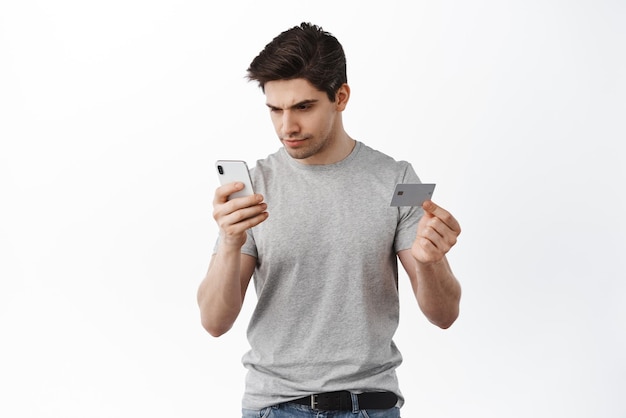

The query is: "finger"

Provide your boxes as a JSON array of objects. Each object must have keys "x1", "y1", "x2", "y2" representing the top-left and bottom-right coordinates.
[
  {"x1": 412, "y1": 237, "x2": 445, "y2": 264},
  {"x1": 419, "y1": 223, "x2": 444, "y2": 245},
  {"x1": 213, "y1": 182, "x2": 247, "y2": 205},
  {"x1": 220, "y1": 210, "x2": 269, "y2": 238},
  {"x1": 217, "y1": 202, "x2": 268, "y2": 227},
  {"x1": 214, "y1": 195, "x2": 266, "y2": 225},
  {"x1": 418, "y1": 225, "x2": 452, "y2": 253},
  {"x1": 422, "y1": 200, "x2": 461, "y2": 233},
  {"x1": 215, "y1": 190, "x2": 265, "y2": 216},
  {"x1": 416, "y1": 214, "x2": 458, "y2": 253}
]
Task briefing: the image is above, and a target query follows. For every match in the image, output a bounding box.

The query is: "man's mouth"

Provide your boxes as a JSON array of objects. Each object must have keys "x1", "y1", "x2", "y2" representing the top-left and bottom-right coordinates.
[{"x1": 282, "y1": 138, "x2": 308, "y2": 147}]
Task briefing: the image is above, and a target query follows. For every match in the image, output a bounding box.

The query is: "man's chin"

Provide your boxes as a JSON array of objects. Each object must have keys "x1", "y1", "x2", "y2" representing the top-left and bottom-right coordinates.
[{"x1": 284, "y1": 148, "x2": 309, "y2": 160}]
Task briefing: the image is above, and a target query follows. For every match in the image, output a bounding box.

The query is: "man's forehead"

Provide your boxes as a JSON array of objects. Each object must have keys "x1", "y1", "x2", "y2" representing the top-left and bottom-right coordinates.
[{"x1": 264, "y1": 79, "x2": 326, "y2": 107}]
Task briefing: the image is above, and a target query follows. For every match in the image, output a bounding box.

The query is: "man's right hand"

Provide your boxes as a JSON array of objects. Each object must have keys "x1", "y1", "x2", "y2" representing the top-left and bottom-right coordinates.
[{"x1": 213, "y1": 182, "x2": 269, "y2": 248}]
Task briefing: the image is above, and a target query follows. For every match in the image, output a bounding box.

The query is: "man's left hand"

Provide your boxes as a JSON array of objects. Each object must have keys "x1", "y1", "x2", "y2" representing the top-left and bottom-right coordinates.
[{"x1": 412, "y1": 200, "x2": 461, "y2": 264}]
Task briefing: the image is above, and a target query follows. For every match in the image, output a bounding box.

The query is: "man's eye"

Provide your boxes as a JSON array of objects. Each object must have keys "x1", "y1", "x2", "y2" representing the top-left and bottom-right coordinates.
[{"x1": 297, "y1": 104, "x2": 311, "y2": 111}]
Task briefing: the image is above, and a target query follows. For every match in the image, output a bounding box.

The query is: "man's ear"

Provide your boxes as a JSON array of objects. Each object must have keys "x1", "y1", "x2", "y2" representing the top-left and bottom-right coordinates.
[{"x1": 335, "y1": 83, "x2": 350, "y2": 111}]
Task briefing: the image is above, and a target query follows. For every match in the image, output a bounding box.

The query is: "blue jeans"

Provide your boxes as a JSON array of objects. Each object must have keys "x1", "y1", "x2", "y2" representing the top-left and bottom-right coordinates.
[{"x1": 242, "y1": 402, "x2": 401, "y2": 417}]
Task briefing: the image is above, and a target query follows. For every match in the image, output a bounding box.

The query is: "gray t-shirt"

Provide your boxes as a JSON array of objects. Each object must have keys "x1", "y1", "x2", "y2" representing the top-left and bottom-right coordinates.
[{"x1": 227, "y1": 141, "x2": 422, "y2": 409}]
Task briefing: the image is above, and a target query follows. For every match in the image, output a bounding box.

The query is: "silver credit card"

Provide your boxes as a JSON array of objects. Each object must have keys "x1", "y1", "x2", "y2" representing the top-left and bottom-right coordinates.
[{"x1": 390, "y1": 183, "x2": 436, "y2": 207}]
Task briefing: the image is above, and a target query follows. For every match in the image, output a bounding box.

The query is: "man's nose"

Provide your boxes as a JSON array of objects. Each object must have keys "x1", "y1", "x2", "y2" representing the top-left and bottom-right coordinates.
[{"x1": 281, "y1": 111, "x2": 299, "y2": 137}]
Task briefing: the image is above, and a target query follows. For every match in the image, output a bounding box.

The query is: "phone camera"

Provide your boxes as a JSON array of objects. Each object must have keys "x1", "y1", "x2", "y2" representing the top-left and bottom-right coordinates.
[{"x1": 217, "y1": 165, "x2": 224, "y2": 175}]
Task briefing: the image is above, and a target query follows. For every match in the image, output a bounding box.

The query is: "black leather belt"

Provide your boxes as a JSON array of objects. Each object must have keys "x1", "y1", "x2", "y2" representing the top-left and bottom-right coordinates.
[{"x1": 292, "y1": 391, "x2": 397, "y2": 411}]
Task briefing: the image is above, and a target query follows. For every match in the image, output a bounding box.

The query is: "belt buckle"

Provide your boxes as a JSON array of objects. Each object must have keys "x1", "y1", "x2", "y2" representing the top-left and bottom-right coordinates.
[{"x1": 310, "y1": 394, "x2": 319, "y2": 409}]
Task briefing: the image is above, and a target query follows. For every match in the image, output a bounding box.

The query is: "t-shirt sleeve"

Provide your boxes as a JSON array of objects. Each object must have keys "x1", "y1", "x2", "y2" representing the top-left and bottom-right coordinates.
[{"x1": 240, "y1": 229, "x2": 258, "y2": 258}]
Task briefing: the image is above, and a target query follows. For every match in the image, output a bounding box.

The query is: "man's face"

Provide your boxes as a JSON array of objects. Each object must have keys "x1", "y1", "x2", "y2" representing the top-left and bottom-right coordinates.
[{"x1": 264, "y1": 78, "x2": 345, "y2": 164}]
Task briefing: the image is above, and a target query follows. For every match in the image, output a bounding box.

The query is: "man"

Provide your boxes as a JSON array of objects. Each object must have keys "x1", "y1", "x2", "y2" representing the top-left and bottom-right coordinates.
[{"x1": 197, "y1": 22, "x2": 462, "y2": 418}]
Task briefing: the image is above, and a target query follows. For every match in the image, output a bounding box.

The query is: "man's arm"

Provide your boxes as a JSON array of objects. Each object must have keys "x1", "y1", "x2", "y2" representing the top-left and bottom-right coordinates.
[
  {"x1": 197, "y1": 182, "x2": 268, "y2": 337},
  {"x1": 197, "y1": 252, "x2": 256, "y2": 337},
  {"x1": 398, "y1": 251, "x2": 461, "y2": 329},
  {"x1": 398, "y1": 200, "x2": 462, "y2": 329}
]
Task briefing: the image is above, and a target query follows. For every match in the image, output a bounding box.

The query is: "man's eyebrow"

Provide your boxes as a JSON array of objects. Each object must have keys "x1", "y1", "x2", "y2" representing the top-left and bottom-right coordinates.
[{"x1": 265, "y1": 99, "x2": 319, "y2": 110}]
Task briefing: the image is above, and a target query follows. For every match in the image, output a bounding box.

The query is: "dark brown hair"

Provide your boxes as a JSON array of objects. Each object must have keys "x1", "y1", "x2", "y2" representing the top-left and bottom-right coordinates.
[{"x1": 246, "y1": 22, "x2": 347, "y2": 102}]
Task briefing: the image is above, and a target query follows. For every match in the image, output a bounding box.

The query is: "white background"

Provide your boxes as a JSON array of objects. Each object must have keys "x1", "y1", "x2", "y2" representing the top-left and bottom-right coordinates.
[{"x1": 1, "y1": 1, "x2": 625, "y2": 417}]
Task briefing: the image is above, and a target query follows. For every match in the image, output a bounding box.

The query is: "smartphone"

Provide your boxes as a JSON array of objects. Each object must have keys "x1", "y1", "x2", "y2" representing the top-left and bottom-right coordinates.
[
  {"x1": 390, "y1": 183, "x2": 436, "y2": 207},
  {"x1": 215, "y1": 160, "x2": 255, "y2": 200}
]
